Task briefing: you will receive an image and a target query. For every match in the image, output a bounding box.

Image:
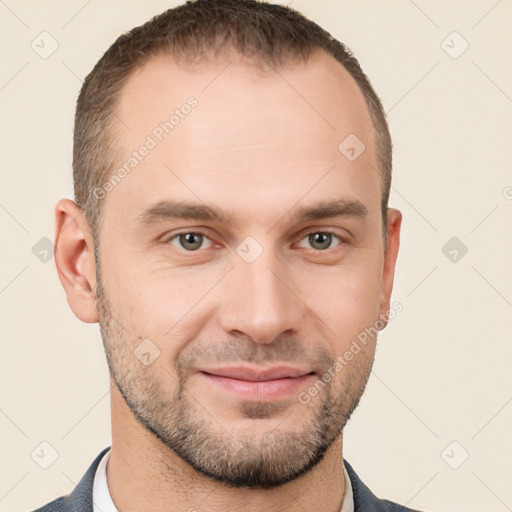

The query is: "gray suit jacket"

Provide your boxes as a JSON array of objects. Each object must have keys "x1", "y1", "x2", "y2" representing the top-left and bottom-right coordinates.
[{"x1": 32, "y1": 447, "x2": 423, "y2": 511}]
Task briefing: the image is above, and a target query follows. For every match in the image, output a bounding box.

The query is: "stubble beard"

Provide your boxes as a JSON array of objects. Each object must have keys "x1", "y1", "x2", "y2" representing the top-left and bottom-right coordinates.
[{"x1": 94, "y1": 259, "x2": 374, "y2": 489}]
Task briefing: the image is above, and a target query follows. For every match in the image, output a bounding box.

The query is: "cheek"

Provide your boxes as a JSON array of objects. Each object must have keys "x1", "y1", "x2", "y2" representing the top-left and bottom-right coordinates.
[
  {"x1": 299, "y1": 251, "x2": 383, "y2": 329},
  {"x1": 104, "y1": 262, "x2": 217, "y2": 351}
]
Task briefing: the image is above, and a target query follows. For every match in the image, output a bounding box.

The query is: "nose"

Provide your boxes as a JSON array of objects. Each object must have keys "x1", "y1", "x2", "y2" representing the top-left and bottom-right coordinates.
[{"x1": 218, "y1": 246, "x2": 305, "y2": 345}]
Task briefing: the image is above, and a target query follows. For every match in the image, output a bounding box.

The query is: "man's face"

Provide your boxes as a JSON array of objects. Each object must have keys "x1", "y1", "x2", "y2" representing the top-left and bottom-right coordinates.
[{"x1": 94, "y1": 51, "x2": 396, "y2": 488}]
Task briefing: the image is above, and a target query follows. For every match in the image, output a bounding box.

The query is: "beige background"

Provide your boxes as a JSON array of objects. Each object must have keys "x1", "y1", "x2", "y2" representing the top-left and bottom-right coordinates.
[{"x1": 1, "y1": 1, "x2": 511, "y2": 511}]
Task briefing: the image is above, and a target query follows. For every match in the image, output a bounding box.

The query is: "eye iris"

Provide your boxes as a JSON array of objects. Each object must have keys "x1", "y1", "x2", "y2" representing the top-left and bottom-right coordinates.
[
  {"x1": 309, "y1": 232, "x2": 331, "y2": 250},
  {"x1": 180, "y1": 233, "x2": 203, "y2": 250}
]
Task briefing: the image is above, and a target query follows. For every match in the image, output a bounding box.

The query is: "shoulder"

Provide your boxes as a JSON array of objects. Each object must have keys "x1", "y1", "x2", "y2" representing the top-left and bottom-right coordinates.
[
  {"x1": 29, "y1": 448, "x2": 110, "y2": 512},
  {"x1": 31, "y1": 497, "x2": 65, "y2": 512},
  {"x1": 344, "y1": 459, "x2": 426, "y2": 512}
]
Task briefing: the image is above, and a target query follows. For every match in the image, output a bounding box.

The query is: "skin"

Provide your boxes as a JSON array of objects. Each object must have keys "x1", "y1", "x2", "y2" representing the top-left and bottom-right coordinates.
[{"x1": 55, "y1": 49, "x2": 401, "y2": 512}]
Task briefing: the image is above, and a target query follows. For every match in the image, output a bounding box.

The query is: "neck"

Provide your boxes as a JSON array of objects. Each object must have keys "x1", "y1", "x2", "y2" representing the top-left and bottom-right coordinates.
[{"x1": 107, "y1": 385, "x2": 347, "y2": 512}]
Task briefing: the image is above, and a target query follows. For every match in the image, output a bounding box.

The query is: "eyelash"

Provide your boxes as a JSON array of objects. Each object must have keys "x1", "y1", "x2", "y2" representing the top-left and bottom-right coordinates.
[{"x1": 164, "y1": 229, "x2": 345, "y2": 252}]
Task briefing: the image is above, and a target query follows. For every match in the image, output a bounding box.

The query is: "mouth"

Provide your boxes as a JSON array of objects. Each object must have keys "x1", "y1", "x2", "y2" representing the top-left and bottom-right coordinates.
[{"x1": 198, "y1": 365, "x2": 316, "y2": 401}]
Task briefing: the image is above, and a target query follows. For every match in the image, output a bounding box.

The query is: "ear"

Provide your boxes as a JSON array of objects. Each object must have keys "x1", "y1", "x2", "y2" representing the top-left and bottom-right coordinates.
[
  {"x1": 378, "y1": 208, "x2": 402, "y2": 327},
  {"x1": 54, "y1": 198, "x2": 98, "y2": 323}
]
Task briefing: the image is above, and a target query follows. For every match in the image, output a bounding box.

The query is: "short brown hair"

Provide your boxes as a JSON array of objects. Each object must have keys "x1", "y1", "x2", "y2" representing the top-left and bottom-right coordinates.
[{"x1": 73, "y1": 0, "x2": 392, "y2": 245}]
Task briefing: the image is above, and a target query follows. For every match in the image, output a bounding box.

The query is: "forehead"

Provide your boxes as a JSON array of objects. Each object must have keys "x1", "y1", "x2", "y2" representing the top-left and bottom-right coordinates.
[
  {"x1": 103, "y1": 50, "x2": 380, "y2": 229},
  {"x1": 115, "y1": 50, "x2": 374, "y2": 149}
]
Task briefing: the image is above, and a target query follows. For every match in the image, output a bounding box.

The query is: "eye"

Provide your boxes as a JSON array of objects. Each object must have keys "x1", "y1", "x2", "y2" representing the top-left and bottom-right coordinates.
[
  {"x1": 167, "y1": 232, "x2": 214, "y2": 251},
  {"x1": 297, "y1": 231, "x2": 343, "y2": 251}
]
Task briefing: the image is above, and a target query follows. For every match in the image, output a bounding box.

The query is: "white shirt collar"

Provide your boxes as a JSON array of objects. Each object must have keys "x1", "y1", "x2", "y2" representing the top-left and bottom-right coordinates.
[
  {"x1": 93, "y1": 449, "x2": 354, "y2": 512},
  {"x1": 92, "y1": 449, "x2": 117, "y2": 512}
]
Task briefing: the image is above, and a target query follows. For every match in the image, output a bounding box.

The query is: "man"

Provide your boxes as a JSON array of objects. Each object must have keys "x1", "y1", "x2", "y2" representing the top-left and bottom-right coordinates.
[{"x1": 35, "y1": 0, "x2": 419, "y2": 510}]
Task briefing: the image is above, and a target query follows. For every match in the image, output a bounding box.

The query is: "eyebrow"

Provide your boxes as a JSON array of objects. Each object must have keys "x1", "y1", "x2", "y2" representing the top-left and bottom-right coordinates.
[
  {"x1": 135, "y1": 198, "x2": 368, "y2": 227},
  {"x1": 136, "y1": 201, "x2": 231, "y2": 226},
  {"x1": 290, "y1": 198, "x2": 368, "y2": 222}
]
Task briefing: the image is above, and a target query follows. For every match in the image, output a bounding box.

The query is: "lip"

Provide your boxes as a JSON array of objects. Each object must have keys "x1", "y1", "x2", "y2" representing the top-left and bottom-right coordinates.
[
  {"x1": 198, "y1": 365, "x2": 316, "y2": 402},
  {"x1": 199, "y1": 365, "x2": 314, "y2": 381}
]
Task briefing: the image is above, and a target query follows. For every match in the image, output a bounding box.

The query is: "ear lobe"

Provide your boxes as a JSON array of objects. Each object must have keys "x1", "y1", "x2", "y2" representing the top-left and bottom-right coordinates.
[
  {"x1": 378, "y1": 208, "x2": 402, "y2": 329},
  {"x1": 54, "y1": 198, "x2": 99, "y2": 323}
]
